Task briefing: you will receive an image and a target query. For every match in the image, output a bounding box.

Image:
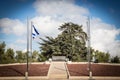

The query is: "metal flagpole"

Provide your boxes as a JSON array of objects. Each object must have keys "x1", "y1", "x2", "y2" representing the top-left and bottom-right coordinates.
[
  {"x1": 25, "y1": 17, "x2": 29, "y2": 80},
  {"x1": 87, "y1": 16, "x2": 93, "y2": 80},
  {"x1": 30, "y1": 21, "x2": 33, "y2": 63}
]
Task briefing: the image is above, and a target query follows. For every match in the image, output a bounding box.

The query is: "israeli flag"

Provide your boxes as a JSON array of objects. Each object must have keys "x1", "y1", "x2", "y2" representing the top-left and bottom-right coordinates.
[{"x1": 32, "y1": 25, "x2": 39, "y2": 39}]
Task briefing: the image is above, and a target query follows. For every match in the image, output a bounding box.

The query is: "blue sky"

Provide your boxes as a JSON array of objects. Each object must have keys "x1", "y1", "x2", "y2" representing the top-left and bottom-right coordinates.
[
  {"x1": 0, "y1": 0, "x2": 120, "y2": 56},
  {"x1": 0, "y1": 0, "x2": 35, "y2": 20},
  {"x1": 1, "y1": 0, "x2": 120, "y2": 26},
  {"x1": 76, "y1": 0, "x2": 120, "y2": 28}
]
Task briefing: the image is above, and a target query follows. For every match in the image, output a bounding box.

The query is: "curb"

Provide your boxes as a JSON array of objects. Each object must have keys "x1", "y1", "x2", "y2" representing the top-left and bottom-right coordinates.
[
  {"x1": 64, "y1": 62, "x2": 70, "y2": 79},
  {"x1": 69, "y1": 76, "x2": 120, "y2": 80},
  {"x1": 0, "y1": 76, "x2": 49, "y2": 80}
]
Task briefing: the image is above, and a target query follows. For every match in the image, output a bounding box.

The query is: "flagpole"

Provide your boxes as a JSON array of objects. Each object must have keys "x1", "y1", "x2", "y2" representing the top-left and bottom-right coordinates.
[
  {"x1": 25, "y1": 17, "x2": 29, "y2": 80},
  {"x1": 87, "y1": 16, "x2": 93, "y2": 80},
  {"x1": 30, "y1": 21, "x2": 33, "y2": 62}
]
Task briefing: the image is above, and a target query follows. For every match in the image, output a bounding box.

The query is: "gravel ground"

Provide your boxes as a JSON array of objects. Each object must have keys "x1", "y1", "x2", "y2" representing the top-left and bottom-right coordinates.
[
  {"x1": 0, "y1": 64, "x2": 50, "y2": 77},
  {"x1": 67, "y1": 63, "x2": 120, "y2": 76},
  {"x1": 0, "y1": 63, "x2": 120, "y2": 77}
]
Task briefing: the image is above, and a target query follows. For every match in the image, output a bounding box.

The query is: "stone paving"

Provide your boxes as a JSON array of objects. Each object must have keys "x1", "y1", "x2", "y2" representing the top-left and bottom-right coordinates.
[{"x1": 48, "y1": 62, "x2": 68, "y2": 79}]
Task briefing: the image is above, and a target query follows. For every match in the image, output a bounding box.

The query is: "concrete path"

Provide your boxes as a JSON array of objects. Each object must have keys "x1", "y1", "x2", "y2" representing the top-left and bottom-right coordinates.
[{"x1": 48, "y1": 62, "x2": 68, "y2": 79}]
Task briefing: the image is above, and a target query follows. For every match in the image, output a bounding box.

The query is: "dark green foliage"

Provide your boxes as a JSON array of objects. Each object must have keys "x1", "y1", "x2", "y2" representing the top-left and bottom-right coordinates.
[
  {"x1": 93, "y1": 50, "x2": 110, "y2": 63},
  {"x1": 0, "y1": 42, "x2": 41, "y2": 63},
  {"x1": 111, "y1": 56, "x2": 120, "y2": 63},
  {"x1": 38, "y1": 54, "x2": 47, "y2": 62},
  {"x1": 16, "y1": 50, "x2": 40, "y2": 63},
  {"x1": 40, "y1": 22, "x2": 87, "y2": 61},
  {"x1": 5, "y1": 48, "x2": 15, "y2": 63},
  {"x1": 0, "y1": 42, "x2": 6, "y2": 63},
  {"x1": 16, "y1": 51, "x2": 26, "y2": 63},
  {"x1": 32, "y1": 50, "x2": 39, "y2": 62},
  {"x1": 0, "y1": 42, "x2": 16, "y2": 64}
]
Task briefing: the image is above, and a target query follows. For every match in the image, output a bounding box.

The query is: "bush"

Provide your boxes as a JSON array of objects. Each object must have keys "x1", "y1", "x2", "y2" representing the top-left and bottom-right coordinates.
[{"x1": 111, "y1": 56, "x2": 120, "y2": 63}]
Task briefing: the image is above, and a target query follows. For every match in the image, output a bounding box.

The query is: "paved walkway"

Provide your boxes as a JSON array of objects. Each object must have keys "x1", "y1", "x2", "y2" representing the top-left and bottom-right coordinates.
[{"x1": 48, "y1": 62, "x2": 68, "y2": 79}]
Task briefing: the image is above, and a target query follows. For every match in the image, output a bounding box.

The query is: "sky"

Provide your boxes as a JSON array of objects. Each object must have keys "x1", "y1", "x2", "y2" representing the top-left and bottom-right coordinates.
[{"x1": 0, "y1": 0, "x2": 120, "y2": 57}]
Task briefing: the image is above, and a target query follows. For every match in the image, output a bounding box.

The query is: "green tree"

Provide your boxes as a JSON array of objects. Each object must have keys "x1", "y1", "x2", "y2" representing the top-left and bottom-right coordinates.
[
  {"x1": 104, "y1": 52, "x2": 110, "y2": 62},
  {"x1": 5, "y1": 48, "x2": 15, "y2": 63},
  {"x1": 0, "y1": 42, "x2": 6, "y2": 63},
  {"x1": 16, "y1": 51, "x2": 26, "y2": 63},
  {"x1": 38, "y1": 53, "x2": 47, "y2": 62},
  {"x1": 32, "y1": 50, "x2": 39, "y2": 62},
  {"x1": 94, "y1": 50, "x2": 110, "y2": 62},
  {"x1": 40, "y1": 22, "x2": 87, "y2": 61},
  {"x1": 40, "y1": 37, "x2": 57, "y2": 59},
  {"x1": 111, "y1": 56, "x2": 120, "y2": 63}
]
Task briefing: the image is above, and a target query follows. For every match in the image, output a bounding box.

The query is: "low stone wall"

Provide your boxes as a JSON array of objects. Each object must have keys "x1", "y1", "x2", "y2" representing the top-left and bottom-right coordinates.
[{"x1": 52, "y1": 56, "x2": 66, "y2": 61}]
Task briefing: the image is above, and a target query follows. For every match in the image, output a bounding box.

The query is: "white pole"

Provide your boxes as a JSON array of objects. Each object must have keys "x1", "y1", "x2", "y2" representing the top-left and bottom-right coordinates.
[
  {"x1": 25, "y1": 17, "x2": 29, "y2": 80},
  {"x1": 30, "y1": 21, "x2": 33, "y2": 62},
  {"x1": 87, "y1": 16, "x2": 93, "y2": 80}
]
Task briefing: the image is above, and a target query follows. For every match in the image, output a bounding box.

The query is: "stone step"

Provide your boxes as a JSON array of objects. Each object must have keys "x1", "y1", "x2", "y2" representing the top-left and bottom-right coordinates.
[
  {"x1": 49, "y1": 74, "x2": 67, "y2": 78},
  {"x1": 48, "y1": 62, "x2": 68, "y2": 79}
]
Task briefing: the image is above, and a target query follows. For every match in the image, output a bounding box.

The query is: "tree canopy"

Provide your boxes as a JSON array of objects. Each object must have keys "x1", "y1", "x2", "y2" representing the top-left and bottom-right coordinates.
[{"x1": 39, "y1": 22, "x2": 88, "y2": 61}]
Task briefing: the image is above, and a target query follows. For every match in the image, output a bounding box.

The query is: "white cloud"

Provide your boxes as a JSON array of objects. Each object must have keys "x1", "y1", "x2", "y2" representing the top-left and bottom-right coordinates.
[
  {"x1": 32, "y1": 0, "x2": 120, "y2": 57},
  {"x1": 0, "y1": 18, "x2": 26, "y2": 36},
  {"x1": 31, "y1": 16, "x2": 61, "y2": 38},
  {"x1": 32, "y1": 0, "x2": 89, "y2": 37},
  {"x1": 90, "y1": 18, "x2": 120, "y2": 56},
  {"x1": 6, "y1": 43, "x2": 22, "y2": 51},
  {"x1": 34, "y1": 0, "x2": 89, "y2": 16},
  {"x1": 6, "y1": 38, "x2": 27, "y2": 51},
  {"x1": 16, "y1": 39, "x2": 26, "y2": 44},
  {"x1": 0, "y1": 18, "x2": 27, "y2": 51}
]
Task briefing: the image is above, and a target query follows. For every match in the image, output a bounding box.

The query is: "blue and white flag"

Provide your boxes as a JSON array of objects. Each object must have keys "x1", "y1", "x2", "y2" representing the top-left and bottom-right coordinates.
[{"x1": 32, "y1": 25, "x2": 39, "y2": 39}]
